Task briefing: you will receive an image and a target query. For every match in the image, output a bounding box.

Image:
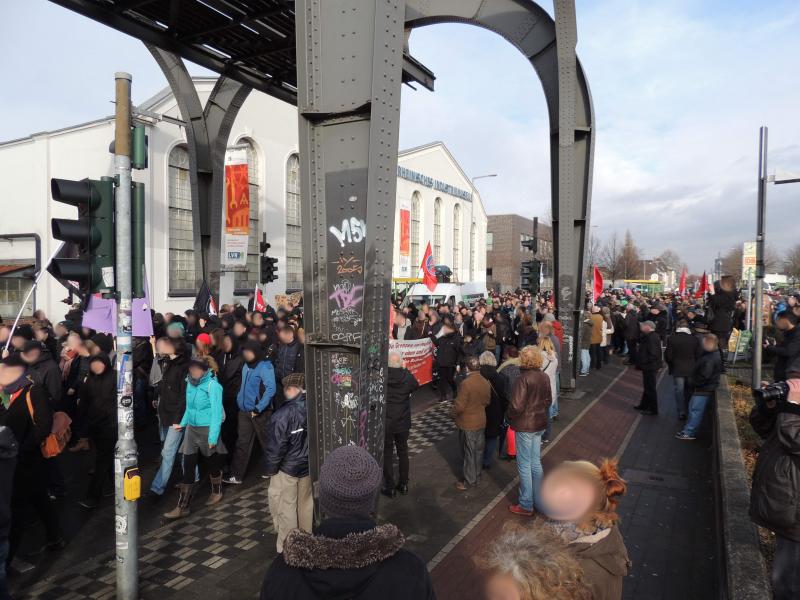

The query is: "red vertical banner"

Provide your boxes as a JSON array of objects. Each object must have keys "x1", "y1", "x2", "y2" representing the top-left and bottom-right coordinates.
[
  {"x1": 398, "y1": 205, "x2": 411, "y2": 277},
  {"x1": 225, "y1": 162, "x2": 250, "y2": 235}
]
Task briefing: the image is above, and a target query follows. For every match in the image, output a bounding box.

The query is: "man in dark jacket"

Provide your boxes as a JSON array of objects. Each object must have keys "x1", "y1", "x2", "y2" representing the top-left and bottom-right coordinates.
[
  {"x1": 664, "y1": 319, "x2": 700, "y2": 419},
  {"x1": 218, "y1": 333, "x2": 244, "y2": 459},
  {"x1": 382, "y1": 351, "x2": 419, "y2": 498},
  {"x1": 749, "y1": 376, "x2": 800, "y2": 600},
  {"x1": 149, "y1": 337, "x2": 190, "y2": 499},
  {"x1": 433, "y1": 322, "x2": 462, "y2": 402},
  {"x1": 265, "y1": 374, "x2": 312, "y2": 554},
  {"x1": 0, "y1": 354, "x2": 63, "y2": 564},
  {"x1": 707, "y1": 276, "x2": 737, "y2": 367},
  {"x1": 766, "y1": 311, "x2": 800, "y2": 383},
  {"x1": 0, "y1": 426, "x2": 17, "y2": 600},
  {"x1": 273, "y1": 326, "x2": 304, "y2": 409},
  {"x1": 260, "y1": 445, "x2": 435, "y2": 600},
  {"x1": 676, "y1": 334, "x2": 722, "y2": 440},
  {"x1": 20, "y1": 340, "x2": 61, "y2": 407},
  {"x1": 634, "y1": 321, "x2": 663, "y2": 415},
  {"x1": 623, "y1": 304, "x2": 640, "y2": 365}
]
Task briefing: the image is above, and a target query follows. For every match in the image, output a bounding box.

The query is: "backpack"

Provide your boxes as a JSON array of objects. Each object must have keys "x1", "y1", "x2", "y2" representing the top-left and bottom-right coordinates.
[{"x1": 22, "y1": 390, "x2": 72, "y2": 458}]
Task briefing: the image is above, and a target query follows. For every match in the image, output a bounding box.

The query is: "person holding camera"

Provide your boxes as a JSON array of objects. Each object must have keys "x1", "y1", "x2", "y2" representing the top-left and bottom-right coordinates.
[
  {"x1": 765, "y1": 311, "x2": 800, "y2": 383},
  {"x1": 749, "y1": 376, "x2": 800, "y2": 599}
]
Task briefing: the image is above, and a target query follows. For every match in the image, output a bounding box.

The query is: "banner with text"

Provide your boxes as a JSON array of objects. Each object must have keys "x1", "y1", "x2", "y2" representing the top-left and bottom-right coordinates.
[
  {"x1": 222, "y1": 149, "x2": 250, "y2": 268},
  {"x1": 398, "y1": 197, "x2": 411, "y2": 277},
  {"x1": 390, "y1": 337, "x2": 434, "y2": 385}
]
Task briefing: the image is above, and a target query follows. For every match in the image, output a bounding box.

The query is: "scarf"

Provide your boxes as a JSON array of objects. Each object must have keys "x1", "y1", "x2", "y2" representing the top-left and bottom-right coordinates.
[
  {"x1": 676, "y1": 327, "x2": 691, "y2": 335},
  {"x1": 0, "y1": 374, "x2": 30, "y2": 408}
]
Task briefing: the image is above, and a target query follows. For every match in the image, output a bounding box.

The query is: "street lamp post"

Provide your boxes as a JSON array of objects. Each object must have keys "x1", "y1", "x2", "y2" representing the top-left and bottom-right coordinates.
[{"x1": 471, "y1": 173, "x2": 497, "y2": 184}]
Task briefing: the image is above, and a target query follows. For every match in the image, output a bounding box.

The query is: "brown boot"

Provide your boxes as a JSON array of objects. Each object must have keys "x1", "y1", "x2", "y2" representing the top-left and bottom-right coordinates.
[
  {"x1": 206, "y1": 475, "x2": 223, "y2": 506},
  {"x1": 164, "y1": 484, "x2": 193, "y2": 519}
]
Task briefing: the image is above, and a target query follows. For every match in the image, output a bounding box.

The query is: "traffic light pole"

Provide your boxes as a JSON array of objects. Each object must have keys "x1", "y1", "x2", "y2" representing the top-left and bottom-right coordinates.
[
  {"x1": 113, "y1": 72, "x2": 138, "y2": 600},
  {"x1": 752, "y1": 126, "x2": 768, "y2": 391}
]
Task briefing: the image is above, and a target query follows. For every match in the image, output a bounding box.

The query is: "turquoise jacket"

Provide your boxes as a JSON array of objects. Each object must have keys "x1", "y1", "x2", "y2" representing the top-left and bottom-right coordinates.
[{"x1": 180, "y1": 370, "x2": 224, "y2": 446}]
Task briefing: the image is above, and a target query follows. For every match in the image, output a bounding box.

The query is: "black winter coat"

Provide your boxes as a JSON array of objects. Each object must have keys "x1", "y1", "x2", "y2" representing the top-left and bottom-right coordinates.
[
  {"x1": 480, "y1": 365, "x2": 508, "y2": 438},
  {"x1": 0, "y1": 382, "x2": 52, "y2": 463},
  {"x1": 690, "y1": 350, "x2": 722, "y2": 394},
  {"x1": 260, "y1": 518, "x2": 435, "y2": 600},
  {"x1": 275, "y1": 341, "x2": 305, "y2": 384},
  {"x1": 132, "y1": 338, "x2": 154, "y2": 381},
  {"x1": 0, "y1": 426, "x2": 17, "y2": 541},
  {"x1": 434, "y1": 331, "x2": 462, "y2": 367},
  {"x1": 767, "y1": 326, "x2": 800, "y2": 383},
  {"x1": 636, "y1": 331, "x2": 663, "y2": 372},
  {"x1": 707, "y1": 285, "x2": 737, "y2": 335},
  {"x1": 157, "y1": 353, "x2": 189, "y2": 426},
  {"x1": 385, "y1": 367, "x2": 418, "y2": 434},
  {"x1": 664, "y1": 331, "x2": 699, "y2": 377},
  {"x1": 264, "y1": 394, "x2": 308, "y2": 478},
  {"x1": 624, "y1": 312, "x2": 640, "y2": 340},
  {"x1": 219, "y1": 349, "x2": 244, "y2": 407},
  {"x1": 27, "y1": 349, "x2": 62, "y2": 406},
  {"x1": 79, "y1": 354, "x2": 118, "y2": 436},
  {"x1": 749, "y1": 401, "x2": 800, "y2": 541}
]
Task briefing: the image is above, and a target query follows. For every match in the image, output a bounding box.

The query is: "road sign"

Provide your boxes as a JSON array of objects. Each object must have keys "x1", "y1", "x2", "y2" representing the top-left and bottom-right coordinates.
[{"x1": 742, "y1": 241, "x2": 756, "y2": 282}]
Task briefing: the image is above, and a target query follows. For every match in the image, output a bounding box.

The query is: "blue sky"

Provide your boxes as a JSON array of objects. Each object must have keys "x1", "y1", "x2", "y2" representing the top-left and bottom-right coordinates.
[{"x1": 2, "y1": 0, "x2": 799, "y2": 273}]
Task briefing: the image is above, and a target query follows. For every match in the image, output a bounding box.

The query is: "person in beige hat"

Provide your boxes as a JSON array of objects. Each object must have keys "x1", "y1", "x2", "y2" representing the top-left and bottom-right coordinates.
[{"x1": 264, "y1": 373, "x2": 312, "y2": 553}]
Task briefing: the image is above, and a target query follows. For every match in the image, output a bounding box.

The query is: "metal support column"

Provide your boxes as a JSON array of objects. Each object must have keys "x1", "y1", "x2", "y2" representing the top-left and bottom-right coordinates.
[
  {"x1": 752, "y1": 126, "x2": 768, "y2": 390},
  {"x1": 147, "y1": 45, "x2": 251, "y2": 298},
  {"x1": 295, "y1": 0, "x2": 405, "y2": 512},
  {"x1": 113, "y1": 72, "x2": 137, "y2": 600}
]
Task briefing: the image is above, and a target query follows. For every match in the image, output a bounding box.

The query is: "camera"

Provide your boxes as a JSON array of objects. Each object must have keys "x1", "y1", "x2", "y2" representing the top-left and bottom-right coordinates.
[{"x1": 752, "y1": 381, "x2": 789, "y2": 405}]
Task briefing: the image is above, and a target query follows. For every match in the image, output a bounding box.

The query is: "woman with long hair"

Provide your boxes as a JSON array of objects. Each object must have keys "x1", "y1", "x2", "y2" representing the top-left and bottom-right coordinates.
[
  {"x1": 600, "y1": 307, "x2": 614, "y2": 364},
  {"x1": 538, "y1": 336, "x2": 559, "y2": 444}
]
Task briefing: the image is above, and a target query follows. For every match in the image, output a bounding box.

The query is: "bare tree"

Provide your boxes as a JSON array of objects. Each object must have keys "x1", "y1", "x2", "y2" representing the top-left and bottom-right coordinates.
[
  {"x1": 598, "y1": 232, "x2": 623, "y2": 284},
  {"x1": 721, "y1": 244, "x2": 780, "y2": 278},
  {"x1": 619, "y1": 230, "x2": 640, "y2": 280},
  {"x1": 656, "y1": 249, "x2": 683, "y2": 273},
  {"x1": 585, "y1": 232, "x2": 602, "y2": 281},
  {"x1": 785, "y1": 244, "x2": 800, "y2": 283}
]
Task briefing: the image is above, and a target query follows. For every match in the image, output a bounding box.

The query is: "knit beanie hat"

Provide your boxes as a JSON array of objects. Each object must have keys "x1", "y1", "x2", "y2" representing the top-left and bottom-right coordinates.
[{"x1": 318, "y1": 445, "x2": 381, "y2": 518}]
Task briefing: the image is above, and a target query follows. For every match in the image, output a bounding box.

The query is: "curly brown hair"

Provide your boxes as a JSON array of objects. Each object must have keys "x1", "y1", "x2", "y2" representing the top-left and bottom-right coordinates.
[
  {"x1": 519, "y1": 345, "x2": 544, "y2": 370},
  {"x1": 476, "y1": 523, "x2": 591, "y2": 600}
]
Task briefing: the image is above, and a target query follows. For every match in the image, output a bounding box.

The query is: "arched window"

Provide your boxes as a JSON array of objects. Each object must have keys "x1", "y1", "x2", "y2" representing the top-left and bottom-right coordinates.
[
  {"x1": 470, "y1": 222, "x2": 476, "y2": 280},
  {"x1": 234, "y1": 139, "x2": 260, "y2": 291},
  {"x1": 285, "y1": 154, "x2": 303, "y2": 291},
  {"x1": 410, "y1": 192, "x2": 421, "y2": 268},
  {"x1": 452, "y1": 204, "x2": 461, "y2": 276},
  {"x1": 167, "y1": 144, "x2": 196, "y2": 293},
  {"x1": 433, "y1": 197, "x2": 442, "y2": 261}
]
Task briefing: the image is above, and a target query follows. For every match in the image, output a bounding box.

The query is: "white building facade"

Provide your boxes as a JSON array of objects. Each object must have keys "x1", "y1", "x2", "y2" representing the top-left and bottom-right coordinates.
[{"x1": 0, "y1": 79, "x2": 486, "y2": 321}]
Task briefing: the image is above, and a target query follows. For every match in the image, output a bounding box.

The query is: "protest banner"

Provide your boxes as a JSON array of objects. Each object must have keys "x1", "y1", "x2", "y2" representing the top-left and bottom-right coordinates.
[{"x1": 390, "y1": 337, "x2": 434, "y2": 385}]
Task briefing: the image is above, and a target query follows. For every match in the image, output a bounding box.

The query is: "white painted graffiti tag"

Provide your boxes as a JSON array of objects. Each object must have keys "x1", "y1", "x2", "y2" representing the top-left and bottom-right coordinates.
[{"x1": 329, "y1": 217, "x2": 366, "y2": 247}]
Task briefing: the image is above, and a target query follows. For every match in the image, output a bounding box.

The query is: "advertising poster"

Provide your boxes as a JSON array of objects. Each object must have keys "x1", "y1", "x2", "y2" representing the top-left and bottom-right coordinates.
[
  {"x1": 398, "y1": 198, "x2": 411, "y2": 277},
  {"x1": 222, "y1": 149, "x2": 250, "y2": 268},
  {"x1": 741, "y1": 241, "x2": 756, "y2": 282},
  {"x1": 390, "y1": 338, "x2": 434, "y2": 385}
]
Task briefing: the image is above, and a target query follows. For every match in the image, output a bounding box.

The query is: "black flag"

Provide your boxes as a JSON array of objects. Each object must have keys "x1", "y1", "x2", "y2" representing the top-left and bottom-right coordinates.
[{"x1": 193, "y1": 281, "x2": 218, "y2": 315}]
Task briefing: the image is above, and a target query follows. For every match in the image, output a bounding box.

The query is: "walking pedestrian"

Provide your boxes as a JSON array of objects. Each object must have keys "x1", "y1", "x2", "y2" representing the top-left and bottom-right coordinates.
[
  {"x1": 664, "y1": 319, "x2": 699, "y2": 420},
  {"x1": 433, "y1": 321, "x2": 462, "y2": 403},
  {"x1": 634, "y1": 321, "x2": 662, "y2": 416},
  {"x1": 452, "y1": 356, "x2": 490, "y2": 490},
  {"x1": 265, "y1": 373, "x2": 312, "y2": 553},
  {"x1": 508, "y1": 346, "x2": 552, "y2": 516},
  {"x1": 382, "y1": 351, "x2": 418, "y2": 497},
  {"x1": 675, "y1": 334, "x2": 722, "y2": 440}
]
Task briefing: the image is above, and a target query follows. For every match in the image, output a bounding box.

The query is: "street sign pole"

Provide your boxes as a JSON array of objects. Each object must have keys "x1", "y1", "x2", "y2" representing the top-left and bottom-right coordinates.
[
  {"x1": 752, "y1": 126, "x2": 767, "y2": 390},
  {"x1": 113, "y1": 72, "x2": 138, "y2": 599}
]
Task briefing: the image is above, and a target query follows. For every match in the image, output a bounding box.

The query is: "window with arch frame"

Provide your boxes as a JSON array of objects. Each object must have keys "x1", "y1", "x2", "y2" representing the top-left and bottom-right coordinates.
[
  {"x1": 234, "y1": 139, "x2": 261, "y2": 292},
  {"x1": 410, "y1": 192, "x2": 421, "y2": 268},
  {"x1": 167, "y1": 144, "x2": 196, "y2": 294},
  {"x1": 452, "y1": 204, "x2": 461, "y2": 276},
  {"x1": 285, "y1": 153, "x2": 303, "y2": 291},
  {"x1": 433, "y1": 197, "x2": 442, "y2": 261}
]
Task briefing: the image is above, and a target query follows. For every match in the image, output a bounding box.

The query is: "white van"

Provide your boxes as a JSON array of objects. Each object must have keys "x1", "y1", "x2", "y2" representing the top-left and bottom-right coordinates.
[{"x1": 401, "y1": 282, "x2": 487, "y2": 309}]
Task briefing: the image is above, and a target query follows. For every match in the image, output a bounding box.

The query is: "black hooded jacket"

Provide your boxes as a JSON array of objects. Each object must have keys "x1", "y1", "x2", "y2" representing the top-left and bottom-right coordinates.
[
  {"x1": 219, "y1": 333, "x2": 244, "y2": 405},
  {"x1": 385, "y1": 367, "x2": 419, "y2": 434},
  {"x1": 707, "y1": 282, "x2": 737, "y2": 336},
  {"x1": 260, "y1": 518, "x2": 435, "y2": 600},
  {"x1": 78, "y1": 353, "x2": 117, "y2": 436},
  {"x1": 27, "y1": 347, "x2": 62, "y2": 407},
  {"x1": 480, "y1": 364, "x2": 508, "y2": 439},
  {"x1": 157, "y1": 350, "x2": 190, "y2": 426}
]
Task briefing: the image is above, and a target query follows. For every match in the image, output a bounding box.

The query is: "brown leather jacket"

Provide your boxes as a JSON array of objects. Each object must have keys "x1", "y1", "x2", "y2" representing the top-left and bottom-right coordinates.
[
  {"x1": 508, "y1": 368, "x2": 552, "y2": 433},
  {"x1": 452, "y1": 371, "x2": 491, "y2": 431}
]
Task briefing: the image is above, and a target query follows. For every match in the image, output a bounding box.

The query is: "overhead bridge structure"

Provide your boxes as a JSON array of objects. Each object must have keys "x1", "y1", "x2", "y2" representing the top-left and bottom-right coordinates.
[{"x1": 49, "y1": 0, "x2": 594, "y2": 499}]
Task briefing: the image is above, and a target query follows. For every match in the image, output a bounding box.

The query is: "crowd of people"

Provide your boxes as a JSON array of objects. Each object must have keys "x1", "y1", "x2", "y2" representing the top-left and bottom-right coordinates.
[{"x1": 0, "y1": 274, "x2": 797, "y2": 599}]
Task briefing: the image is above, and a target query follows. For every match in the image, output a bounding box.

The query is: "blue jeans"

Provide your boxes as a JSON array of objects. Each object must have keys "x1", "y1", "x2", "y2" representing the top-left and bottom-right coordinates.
[
  {"x1": 0, "y1": 539, "x2": 8, "y2": 600},
  {"x1": 515, "y1": 430, "x2": 544, "y2": 512},
  {"x1": 681, "y1": 394, "x2": 711, "y2": 437},
  {"x1": 673, "y1": 376, "x2": 688, "y2": 417},
  {"x1": 580, "y1": 349, "x2": 590, "y2": 375},
  {"x1": 483, "y1": 436, "x2": 499, "y2": 468},
  {"x1": 150, "y1": 426, "x2": 184, "y2": 495},
  {"x1": 773, "y1": 534, "x2": 800, "y2": 600}
]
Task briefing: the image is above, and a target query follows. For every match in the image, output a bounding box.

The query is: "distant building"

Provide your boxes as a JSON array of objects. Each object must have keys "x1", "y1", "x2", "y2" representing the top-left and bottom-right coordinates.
[
  {"x1": 0, "y1": 77, "x2": 486, "y2": 320},
  {"x1": 486, "y1": 214, "x2": 553, "y2": 293}
]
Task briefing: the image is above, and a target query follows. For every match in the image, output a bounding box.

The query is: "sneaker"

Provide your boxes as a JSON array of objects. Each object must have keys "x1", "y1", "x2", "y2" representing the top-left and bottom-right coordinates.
[
  {"x1": 454, "y1": 481, "x2": 469, "y2": 491},
  {"x1": 508, "y1": 504, "x2": 533, "y2": 516},
  {"x1": 395, "y1": 483, "x2": 409, "y2": 495},
  {"x1": 223, "y1": 476, "x2": 243, "y2": 485},
  {"x1": 579, "y1": 372, "x2": 589, "y2": 377},
  {"x1": 675, "y1": 431, "x2": 696, "y2": 441}
]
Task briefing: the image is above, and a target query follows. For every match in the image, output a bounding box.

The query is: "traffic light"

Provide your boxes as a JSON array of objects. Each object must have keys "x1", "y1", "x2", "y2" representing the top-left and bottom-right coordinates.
[
  {"x1": 49, "y1": 177, "x2": 115, "y2": 294},
  {"x1": 520, "y1": 259, "x2": 541, "y2": 294},
  {"x1": 131, "y1": 181, "x2": 146, "y2": 297},
  {"x1": 131, "y1": 124, "x2": 148, "y2": 170},
  {"x1": 521, "y1": 238, "x2": 537, "y2": 252},
  {"x1": 259, "y1": 238, "x2": 278, "y2": 283}
]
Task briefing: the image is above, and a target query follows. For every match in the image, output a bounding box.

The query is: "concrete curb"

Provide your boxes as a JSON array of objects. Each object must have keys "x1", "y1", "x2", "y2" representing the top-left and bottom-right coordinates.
[{"x1": 713, "y1": 378, "x2": 771, "y2": 599}]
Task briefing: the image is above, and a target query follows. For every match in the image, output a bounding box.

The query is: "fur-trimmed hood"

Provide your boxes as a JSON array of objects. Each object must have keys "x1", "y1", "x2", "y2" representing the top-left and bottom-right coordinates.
[{"x1": 284, "y1": 522, "x2": 405, "y2": 570}]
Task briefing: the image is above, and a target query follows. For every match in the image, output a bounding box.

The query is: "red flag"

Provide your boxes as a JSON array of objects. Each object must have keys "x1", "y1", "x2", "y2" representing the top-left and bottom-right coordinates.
[
  {"x1": 592, "y1": 265, "x2": 604, "y2": 303},
  {"x1": 678, "y1": 269, "x2": 687, "y2": 296},
  {"x1": 254, "y1": 285, "x2": 267, "y2": 313},
  {"x1": 694, "y1": 271, "x2": 707, "y2": 299},
  {"x1": 421, "y1": 242, "x2": 437, "y2": 292}
]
